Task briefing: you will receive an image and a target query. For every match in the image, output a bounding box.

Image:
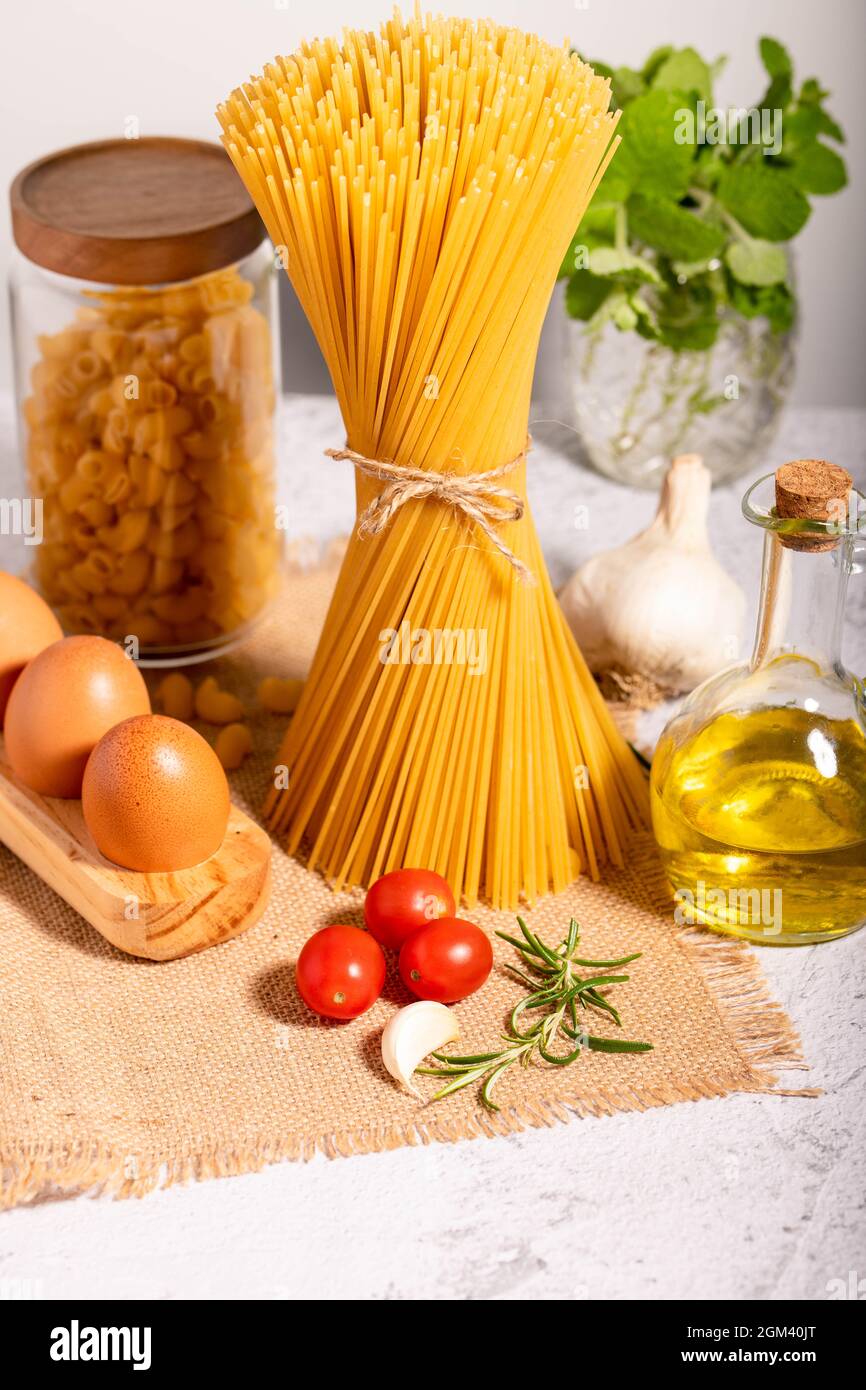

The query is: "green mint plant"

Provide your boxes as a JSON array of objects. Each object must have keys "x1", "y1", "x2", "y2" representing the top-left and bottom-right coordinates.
[{"x1": 560, "y1": 38, "x2": 847, "y2": 350}]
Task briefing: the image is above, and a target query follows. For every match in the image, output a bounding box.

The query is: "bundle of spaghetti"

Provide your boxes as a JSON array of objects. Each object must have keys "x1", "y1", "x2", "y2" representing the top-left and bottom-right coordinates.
[{"x1": 218, "y1": 6, "x2": 649, "y2": 908}]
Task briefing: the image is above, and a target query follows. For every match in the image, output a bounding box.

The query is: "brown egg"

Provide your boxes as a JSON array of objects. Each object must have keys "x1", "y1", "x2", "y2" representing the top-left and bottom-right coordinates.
[
  {"x1": 82, "y1": 714, "x2": 230, "y2": 871},
  {"x1": 0, "y1": 573, "x2": 63, "y2": 725},
  {"x1": 4, "y1": 635, "x2": 151, "y2": 797}
]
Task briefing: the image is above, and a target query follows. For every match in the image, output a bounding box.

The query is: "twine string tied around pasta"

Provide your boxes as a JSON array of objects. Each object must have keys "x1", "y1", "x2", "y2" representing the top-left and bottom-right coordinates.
[{"x1": 326, "y1": 440, "x2": 535, "y2": 583}]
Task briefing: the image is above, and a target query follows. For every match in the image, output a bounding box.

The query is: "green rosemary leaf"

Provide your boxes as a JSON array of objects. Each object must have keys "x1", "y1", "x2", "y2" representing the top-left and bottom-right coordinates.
[
  {"x1": 506, "y1": 967, "x2": 558, "y2": 998},
  {"x1": 582, "y1": 988, "x2": 623, "y2": 1027},
  {"x1": 517, "y1": 985, "x2": 562, "y2": 1010},
  {"x1": 431, "y1": 1050, "x2": 506, "y2": 1065},
  {"x1": 586, "y1": 1036, "x2": 654, "y2": 1054},
  {"x1": 480, "y1": 1059, "x2": 517, "y2": 1113},
  {"x1": 495, "y1": 931, "x2": 544, "y2": 958},
  {"x1": 538, "y1": 1042, "x2": 583, "y2": 1066},
  {"x1": 509, "y1": 1000, "x2": 547, "y2": 1040},
  {"x1": 573, "y1": 952, "x2": 643, "y2": 968},
  {"x1": 563, "y1": 996, "x2": 584, "y2": 1040},
  {"x1": 502, "y1": 962, "x2": 540, "y2": 985},
  {"x1": 431, "y1": 1065, "x2": 495, "y2": 1101},
  {"x1": 417, "y1": 915, "x2": 651, "y2": 1110},
  {"x1": 516, "y1": 917, "x2": 560, "y2": 966},
  {"x1": 570, "y1": 973, "x2": 631, "y2": 991},
  {"x1": 414, "y1": 1065, "x2": 473, "y2": 1076}
]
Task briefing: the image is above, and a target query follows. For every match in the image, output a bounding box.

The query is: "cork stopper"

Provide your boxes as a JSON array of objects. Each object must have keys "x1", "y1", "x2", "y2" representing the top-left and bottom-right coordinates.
[{"x1": 774, "y1": 459, "x2": 852, "y2": 551}]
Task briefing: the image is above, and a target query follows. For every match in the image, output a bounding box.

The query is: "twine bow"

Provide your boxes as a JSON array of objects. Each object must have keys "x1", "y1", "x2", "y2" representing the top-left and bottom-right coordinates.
[{"x1": 325, "y1": 440, "x2": 535, "y2": 583}]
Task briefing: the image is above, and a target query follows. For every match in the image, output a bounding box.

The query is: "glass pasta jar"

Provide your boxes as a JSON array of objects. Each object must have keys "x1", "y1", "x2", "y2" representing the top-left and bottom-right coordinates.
[{"x1": 9, "y1": 137, "x2": 281, "y2": 660}]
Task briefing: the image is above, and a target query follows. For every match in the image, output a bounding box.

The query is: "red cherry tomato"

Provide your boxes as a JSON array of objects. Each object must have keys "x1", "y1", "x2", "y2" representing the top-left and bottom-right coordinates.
[
  {"x1": 364, "y1": 868, "x2": 456, "y2": 950},
  {"x1": 296, "y1": 925, "x2": 386, "y2": 1020},
  {"x1": 399, "y1": 917, "x2": 493, "y2": 1003}
]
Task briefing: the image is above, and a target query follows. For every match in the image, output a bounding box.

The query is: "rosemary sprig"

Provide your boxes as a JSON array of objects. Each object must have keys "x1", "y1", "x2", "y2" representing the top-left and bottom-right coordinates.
[{"x1": 416, "y1": 915, "x2": 652, "y2": 1112}]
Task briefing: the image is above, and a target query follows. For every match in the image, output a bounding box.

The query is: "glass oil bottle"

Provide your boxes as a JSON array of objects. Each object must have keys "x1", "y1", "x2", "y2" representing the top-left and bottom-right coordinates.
[{"x1": 651, "y1": 460, "x2": 866, "y2": 945}]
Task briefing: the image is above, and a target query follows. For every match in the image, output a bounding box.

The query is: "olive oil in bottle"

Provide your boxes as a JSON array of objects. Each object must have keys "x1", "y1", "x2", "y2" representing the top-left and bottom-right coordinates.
[
  {"x1": 652, "y1": 701, "x2": 866, "y2": 943},
  {"x1": 651, "y1": 461, "x2": 866, "y2": 946}
]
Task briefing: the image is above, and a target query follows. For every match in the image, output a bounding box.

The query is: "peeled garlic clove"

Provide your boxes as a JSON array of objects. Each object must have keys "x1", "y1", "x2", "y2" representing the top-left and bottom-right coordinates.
[{"x1": 381, "y1": 1001, "x2": 460, "y2": 1098}]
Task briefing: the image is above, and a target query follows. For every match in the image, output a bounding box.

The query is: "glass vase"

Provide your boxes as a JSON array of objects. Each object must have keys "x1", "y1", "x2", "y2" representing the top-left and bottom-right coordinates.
[{"x1": 569, "y1": 311, "x2": 796, "y2": 490}]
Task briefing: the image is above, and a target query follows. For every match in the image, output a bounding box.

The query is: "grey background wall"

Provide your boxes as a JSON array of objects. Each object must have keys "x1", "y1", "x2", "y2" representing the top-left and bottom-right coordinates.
[{"x1": 3, "y1": 0, "x2": 864, "y2": 406}]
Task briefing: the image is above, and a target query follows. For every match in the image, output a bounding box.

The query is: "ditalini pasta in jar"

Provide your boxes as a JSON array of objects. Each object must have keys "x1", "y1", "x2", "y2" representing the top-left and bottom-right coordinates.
[{"x1": 9, "y1": 138, "x2": 281, "y2": 659}]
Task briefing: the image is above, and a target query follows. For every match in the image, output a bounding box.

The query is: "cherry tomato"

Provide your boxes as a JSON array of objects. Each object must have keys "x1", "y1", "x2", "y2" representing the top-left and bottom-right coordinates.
[
  {"x1": 296, "y1": 925, "x2": 386, "y2": 1020},
  {"x1": 364, "y1": 867, "x2": 456, "y2": 950},
  {"x1": 399, "y1": 917, "x2": 493, "y2": 1003}
]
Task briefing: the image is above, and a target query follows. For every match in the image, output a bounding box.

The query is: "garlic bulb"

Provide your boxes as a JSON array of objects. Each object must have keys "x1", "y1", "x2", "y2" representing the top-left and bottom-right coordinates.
[
  {"x1": 381, "y1": 1001, "x2": 459, "y2": 1098},
  {"x1": 559, "y1": 454, "x2": 745, "y2": 697}
]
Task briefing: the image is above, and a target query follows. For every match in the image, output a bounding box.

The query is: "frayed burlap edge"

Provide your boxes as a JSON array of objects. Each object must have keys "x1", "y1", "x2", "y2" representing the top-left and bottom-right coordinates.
[{"x1": 0, "y1": 921, "x2": 816, "y2": 1209}]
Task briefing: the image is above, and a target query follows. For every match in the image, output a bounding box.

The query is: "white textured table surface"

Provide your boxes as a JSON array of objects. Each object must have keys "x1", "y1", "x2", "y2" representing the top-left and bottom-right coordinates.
[{"x1": 1, "y1": 395, "x2": 864, "y2": 1302}]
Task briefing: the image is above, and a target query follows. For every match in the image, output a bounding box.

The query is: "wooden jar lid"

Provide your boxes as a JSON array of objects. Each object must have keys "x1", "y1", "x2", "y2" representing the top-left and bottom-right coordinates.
[
  {"x1": 10, "y1": 137, "x2": 265, "y2": 285},
  {"x1": 775, "y1": 459, "x2": 852, "y2": 551}
]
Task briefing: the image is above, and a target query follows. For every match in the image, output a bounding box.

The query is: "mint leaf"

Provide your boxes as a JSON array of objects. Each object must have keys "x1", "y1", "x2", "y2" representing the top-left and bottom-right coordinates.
[
  {"x1": 558, "y1": 236, "x2": 580, "y2": 280},
  {"x1": 654, "y1": 282, "x2": 721, "y2": 350},
  {"x1": 756, "y1": 38, "x2": 794, "y2": 128},
  {"x1": 592, "y1": 286, "x2": 657, "y2": 337},
  {"x1": 781, "y1": 102, "x2": 844, "y2": 154},
  {"x1": 759, "y1": 37, "x2": 792, "y2": 81},
  {"x1": 589, "y1": 247, "x2": 661, "y2": 283},
  {"x1": 782, "y1": 107, "x2": 822, "y2": 147},
  {"x1": 788, "y1": 140, "x2": 847, "y2": 195},
  {"x1": 725, "y1": 238, "x2": 788, "y2": 287},
  {"x1": 759, "y1": 40, "x2": 794, "y2": 108},
  {"x1": 611, "y1": 66, "x2": 645, "y2": 107},
  {"x1": 581, "y1": 206, "x2": 619, "y2": 241},
  {"x1": 642, "y1": 46, "x2": 675, "y2": 83},
  {"x1": 814, "y1": 108, "x2": 844, "y2": 144},
  {"x1": 794, "y1": 80, "x2": 845, "y2": 141},
  {"x1": 558, "y1": 210, "x2": 617, "y2": 279},
  {"x1": 565, "y1": 35, "x2": 837, "y2": 351},
  {"x1": 727, "y1": 278, "x2": 796, "y2": 334},
  {"x1": 565, "y1": 272, "x2": 612, "y2": 320},
  {"x1": 671, "y1": 257, "x2": 717, "y2": 280},
  {"x1": 764, "y1": 78, "x2": 793, "y2": 111},
  {"x1": 717, "y1": 164, "x2": 810, "y2": 241},
  {"x1": 652, "y1": 48, "x2": 714, "y2": 103},
  {"x1": 631, "y1": 292, "x2": 660, "y2": 333},
  {"x1": 628, "y1": 193, "x2": 726, "y2": 261},
  {"x1": 613, "y1": 90, "x2": 698, "y2": 199},
  {"x1": 594, "y1": 157, "x2": 631, "y2": 205},
  {"x1": 612, "y1": 297, "x2": 639, "y2": 332},
  {"x1": 799, "y1": 78, "x2": 830, "y2": 105}
]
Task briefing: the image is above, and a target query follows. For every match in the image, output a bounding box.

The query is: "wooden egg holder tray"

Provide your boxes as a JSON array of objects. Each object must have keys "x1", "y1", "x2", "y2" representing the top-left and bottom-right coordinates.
[{"x1": 0, "y1": 734, "x2": 271, "y2": 960}]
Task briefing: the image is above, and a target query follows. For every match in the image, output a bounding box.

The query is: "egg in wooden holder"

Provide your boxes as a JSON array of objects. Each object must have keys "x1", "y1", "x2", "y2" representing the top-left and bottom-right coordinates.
[{"x1": 0, "y1": 633, "x2": 270, "y2": 960}]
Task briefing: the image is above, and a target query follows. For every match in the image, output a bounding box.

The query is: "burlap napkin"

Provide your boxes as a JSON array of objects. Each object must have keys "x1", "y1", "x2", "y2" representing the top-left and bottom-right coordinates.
[{"x1": 0, "y1": 547, "x2": 812, "y2": 1207}]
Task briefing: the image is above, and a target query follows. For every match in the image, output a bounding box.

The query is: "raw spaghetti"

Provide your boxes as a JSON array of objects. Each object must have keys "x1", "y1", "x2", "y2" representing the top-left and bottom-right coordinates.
[{"x1": 218, "y1": 6, "x2": 648, "y2": 908}]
